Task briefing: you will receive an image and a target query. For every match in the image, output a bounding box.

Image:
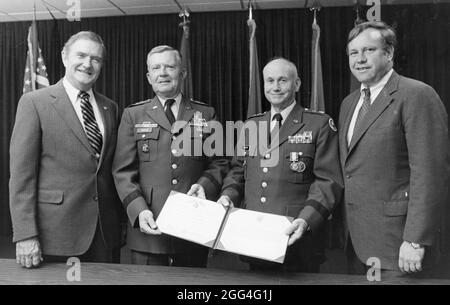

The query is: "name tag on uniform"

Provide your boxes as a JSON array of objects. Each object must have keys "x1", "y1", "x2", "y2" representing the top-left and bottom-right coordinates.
[{"x1": 135, "y1": 122, "x2": 158, "y2": 133}]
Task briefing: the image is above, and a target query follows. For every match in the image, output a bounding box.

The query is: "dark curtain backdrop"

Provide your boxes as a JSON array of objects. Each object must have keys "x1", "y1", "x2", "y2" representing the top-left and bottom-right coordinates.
[{"x1": 1, "y1": 4, "x2": 449, "y2": 253}]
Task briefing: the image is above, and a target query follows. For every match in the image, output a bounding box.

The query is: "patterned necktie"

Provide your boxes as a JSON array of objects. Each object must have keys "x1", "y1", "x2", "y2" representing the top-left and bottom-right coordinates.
[
  {"x1": 164, "y1": 99, "x2": 176, "y2": 125},
  {"x1": 269, "y1": 113, "x2": 283, "y2": 145},
  {"x1": 79, "y1": 91, "x2": 103, "y2": 157},
  {"x1": 350, "y1": 87, "x2": 371, "y2": 146}
]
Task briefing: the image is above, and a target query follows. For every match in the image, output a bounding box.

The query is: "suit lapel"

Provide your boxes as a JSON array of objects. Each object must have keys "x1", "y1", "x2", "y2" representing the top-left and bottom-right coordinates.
[
  {"x1": 173, "y1": 97, "x2": 195, "y2": 135},
  {"x1": 264, "y1": 103, "x2": 305, "y2": 155},
  {"x1": 95, "y1": 93, "x2": 112, "y2": 166},
  {"x1": 49, "y1": 80, "x2": 94, "y2": 155},
  {"x1": 145, "y1": 97, "x2": 172, "y2": 132},
  {"x1": 341, "y1": 91, "x2": 360, "y2": 153},
  {"x1": 347, "y1": 72, "x2": 399, "y2": 155}
]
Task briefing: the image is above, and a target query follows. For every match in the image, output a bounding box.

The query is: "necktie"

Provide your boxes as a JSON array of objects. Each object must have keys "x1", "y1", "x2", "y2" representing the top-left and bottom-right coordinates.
[
  {"x1": 350, "y1": 87, "x2": 371, "y2": 146},
  {"x1": 164, "y1": 99, "x2": 176, "y2": 125},
  {"x1": 269, "y1": 113, "x2": 283, "y2": 145},
  {"x1": 79, "y1": 91, "x2": 103, "y2": 157}
]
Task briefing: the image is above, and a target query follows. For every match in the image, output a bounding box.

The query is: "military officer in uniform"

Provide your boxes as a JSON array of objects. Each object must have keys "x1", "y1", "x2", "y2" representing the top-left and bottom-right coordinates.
[
  {"x1": 113, "y1": 45, "x2": 228, "y2": 267},
  {"x1": 219, "y1": 58, "x2": 343, "y2": 272}
]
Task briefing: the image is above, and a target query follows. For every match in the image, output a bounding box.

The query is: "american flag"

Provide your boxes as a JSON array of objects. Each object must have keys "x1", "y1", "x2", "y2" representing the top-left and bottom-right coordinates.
[{"x1": 23, "y1": 20, "x2": 49, "y2": 94}]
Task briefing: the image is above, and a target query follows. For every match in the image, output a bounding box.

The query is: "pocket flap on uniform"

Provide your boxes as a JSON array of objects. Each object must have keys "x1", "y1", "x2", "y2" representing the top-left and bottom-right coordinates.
[
  {"x1": 383, "y1": 200, "x2": 408, "y2": 216},
  {"x1": 38, "y1": 190, "x2": 64, "y2": 204}
]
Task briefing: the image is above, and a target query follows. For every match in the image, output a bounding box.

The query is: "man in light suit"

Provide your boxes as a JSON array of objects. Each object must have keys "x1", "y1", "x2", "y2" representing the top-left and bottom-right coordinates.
[
  {"x1": 10, "y1": 31, "x2": 124, "y2": 268},
  {"x1": 113, "y1": 45, "x2": 228, "y2": 267},
  {"x1": 339, "y1": 21, "x2": 449, "y2": 277}
]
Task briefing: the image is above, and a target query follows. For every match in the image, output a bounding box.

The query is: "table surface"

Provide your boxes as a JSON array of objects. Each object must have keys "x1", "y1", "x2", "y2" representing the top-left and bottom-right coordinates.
[{"x1": 0, "y1": 259, "x2": 449, "y2": 285}]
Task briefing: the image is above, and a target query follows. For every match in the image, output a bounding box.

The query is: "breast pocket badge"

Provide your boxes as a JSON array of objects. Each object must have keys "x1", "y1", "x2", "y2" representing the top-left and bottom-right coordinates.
[{"x1": 289, "y1": 152, "x2": 306, "y2": 172}]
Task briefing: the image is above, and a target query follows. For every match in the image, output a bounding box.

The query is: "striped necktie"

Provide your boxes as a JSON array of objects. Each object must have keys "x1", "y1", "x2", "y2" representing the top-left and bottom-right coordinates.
[
  {"x1": 79, "y1": 91, "x2": 103, "y2": 157},
  {"x1": 350, "y1": 87, "x2": 371, "y2": 147}
]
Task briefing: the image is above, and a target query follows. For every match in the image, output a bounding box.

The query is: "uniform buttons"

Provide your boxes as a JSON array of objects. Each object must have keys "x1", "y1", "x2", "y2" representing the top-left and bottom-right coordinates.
[
  {"x1": 346, "y1": 174, "x2": 351, "y2": 179},
  {"x1": 260, "y1": 197, "x2": 266, "y2": 203},
  {"x1": 93, "y1": 196, "x2": 98, "y2": 201},
  {"x1": 261, "y1": 181, "x2": 268, "y2": 188},
  {"x1": 172, "y1": 164, "x2": 178, "y2": 170},
  {"x1": 264, "y1": 153, "x2": 271, "y2": 159},
  {"x1": 171, "y1": 149, "x2": 177, "y2": 155},
  {"x1": 262, "y1": 167, "x2": 268, "y2": 173},
  {"x1": 141, "y1": 134, "x2": 146, "y2": 138},
  {"x1": 298, "y1": 152, "x2": 303, "y2": 156},
  {"x1": 172, "y1": 179, "x2": 178, "y2": 185}
]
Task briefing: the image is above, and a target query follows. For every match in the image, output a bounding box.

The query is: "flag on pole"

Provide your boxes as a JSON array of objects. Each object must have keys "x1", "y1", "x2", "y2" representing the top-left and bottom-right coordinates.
[
  {"x1": 246, "y1": 16, "x2": 262, "y2": 118},
  {"x1": 23, "y1": 20, "x2": 49, "y2": 94},
  {"x1": 179, "y1": 18, "x2": 193, "y2": 100},
  {"x1": 310, "y1": 14, "x2": 325, "y2": 112}
]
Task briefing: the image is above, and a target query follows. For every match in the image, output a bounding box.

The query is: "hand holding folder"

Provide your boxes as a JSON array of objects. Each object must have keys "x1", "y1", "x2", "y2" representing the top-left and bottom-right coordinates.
[{"x1": 156, "y1": 191, "x2": 291, "y2": 263}]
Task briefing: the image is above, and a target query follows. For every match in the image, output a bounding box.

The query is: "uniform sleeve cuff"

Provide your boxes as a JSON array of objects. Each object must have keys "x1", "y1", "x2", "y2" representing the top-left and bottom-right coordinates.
[
  {"x1": 197, "y1": 175, "x2": 219, "y2": 200},
  {"x1": 221, "y1": 186, "x2": 241, "y2": 207},
  {"x1": 126, "y1": 196, "x2": 149, "y2": 228},
  {"x1": 298, "y1": 200, "x2": 328, "y2": 232}
]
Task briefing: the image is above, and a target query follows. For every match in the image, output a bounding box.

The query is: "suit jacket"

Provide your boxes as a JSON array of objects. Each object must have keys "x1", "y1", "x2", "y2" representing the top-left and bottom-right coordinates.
[
  {"x1": 112, "y1": 96, "x2": 228, "y2": 254},
  {"x1": 221, "y1": 103, "x2": 343, "y2": 266},
  {"x1": 9, "y1": 80, "x2": 124, "y2": 256},
  {"x1": 338, "y1": 71, "x2": 450, "y2": 270}
]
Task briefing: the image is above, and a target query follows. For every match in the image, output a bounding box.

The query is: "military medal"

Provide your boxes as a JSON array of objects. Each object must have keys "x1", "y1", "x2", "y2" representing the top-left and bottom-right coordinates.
[
  {"x1": 142, "y1": 143, "x2": 149, "y2": 153},
  {"x1": 135, "y1": 122, "x2": 158, "y2": 133},
  {"x1": 289, "y1": 152, "x2": 306, "y2": 172},
  {"x1": 190, "y1": 111, "x2": 207, "y2": 132}
]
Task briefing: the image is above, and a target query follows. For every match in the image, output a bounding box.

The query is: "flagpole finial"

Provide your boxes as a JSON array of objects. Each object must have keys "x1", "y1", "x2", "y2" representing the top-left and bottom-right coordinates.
[
  {"x1": 178, "y1": 7, "x2": 191, "y2": 26},
  {"x1": 309, "y1": 1, "x2": 321, "y2": 24},
  {"x1": 248, "y1": 0, "x2": 253, "y2": 20}
]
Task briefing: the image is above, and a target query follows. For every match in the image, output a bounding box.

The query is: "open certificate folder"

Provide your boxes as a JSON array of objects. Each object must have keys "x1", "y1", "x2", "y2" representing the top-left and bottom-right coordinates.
[{"x1": 156, "y1": 191, "x2": 291, "y2": 263}]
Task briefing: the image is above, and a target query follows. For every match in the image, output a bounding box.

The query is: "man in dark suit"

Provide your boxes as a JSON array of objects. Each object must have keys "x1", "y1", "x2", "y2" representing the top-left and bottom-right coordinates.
[
  {"x1": 10, "y1": 31, "x2": 124, "y2": 268},
  {"x1": 339, "y1": 21, "x2": 449, "y2": 277},
  {"x1": 219, "y1": 58, "x2": 343, "y2": 272},
  {"x1": 113, "y1": 45, "x2": 228, "y2": 267}
]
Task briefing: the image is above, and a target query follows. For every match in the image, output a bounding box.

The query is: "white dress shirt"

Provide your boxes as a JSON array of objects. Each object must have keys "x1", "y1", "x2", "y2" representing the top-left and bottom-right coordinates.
[
  {"x1": 158, "y1": 93, "x2": 182, "y2": 120},
  {"x1": 347, "y1": 69, "x2": 394, "y2": 145},
  {"x1": 270, "y1": 101, "x2": 296, "y2": 131},
  {"x1": 63, "y1": 77, "x2": 105, "y2": 138}
]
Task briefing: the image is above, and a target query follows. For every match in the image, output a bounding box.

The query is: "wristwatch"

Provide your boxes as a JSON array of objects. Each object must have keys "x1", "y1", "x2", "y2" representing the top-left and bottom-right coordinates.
[{"x1": 410, "y1": 242, "x2": 424, "y2": 249}]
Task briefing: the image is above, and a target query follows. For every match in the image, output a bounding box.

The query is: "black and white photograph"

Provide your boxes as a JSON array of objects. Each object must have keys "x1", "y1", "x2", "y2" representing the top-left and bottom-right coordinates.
[{"x1": 0, "y1": 0, "x2": 449, "y2": 289}]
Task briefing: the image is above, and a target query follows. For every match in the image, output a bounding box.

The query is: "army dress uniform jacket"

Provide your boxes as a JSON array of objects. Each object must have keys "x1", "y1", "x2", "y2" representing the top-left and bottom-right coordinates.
[
  {"x1": 222, "y1": 103, "x2": 343, "y2": 257},
  {"x1": 9, "y1": 80, "x2": 124, "y2": 256},
  {"x1": 113, "y1": 96, "x2": 228, "y2": 254}
]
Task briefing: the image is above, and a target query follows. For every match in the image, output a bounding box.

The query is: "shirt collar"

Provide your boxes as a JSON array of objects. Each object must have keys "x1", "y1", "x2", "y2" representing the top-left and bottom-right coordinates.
[
  {"x1": 360, "y1": 68, "x2": 394, "y2": 94},
  {"x1": 271, "y1": 101, "x2": 296, "y2": 122},
  {"x1": 157, "y1": 93, "x2": 182, "y2": 108},
  {"x1": 63, "y1": 77, "x2": 94, "y2": 104}
]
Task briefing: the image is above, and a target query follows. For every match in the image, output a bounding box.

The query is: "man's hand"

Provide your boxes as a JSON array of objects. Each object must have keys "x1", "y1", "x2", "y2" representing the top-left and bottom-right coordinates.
[
  {"x1": 16, "y1": 237, "x2": 42, "y2": 268},
  {"x1": 138, "y1": 210, "x2": 161, "y2": 235},
  {"x1": 285, "y1": 218, "x2": 308, "y2": 246},
  {"x1": 187, "y1": 184, "x2": 206, "y2": 199},
  {"x1": 399, "y1": 241, "x2": 425, "y2": 273},
  {"x1": 217, "y1": 195, "x2": 234, "y2": 208}
]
